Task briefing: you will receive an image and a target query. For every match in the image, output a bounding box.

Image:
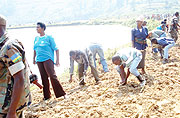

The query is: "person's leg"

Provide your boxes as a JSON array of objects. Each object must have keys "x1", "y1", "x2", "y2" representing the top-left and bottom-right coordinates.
[
  {"x1": 130, "y1": 54, "x2": 146, "y2": 86},
  {"x1": 89, "y1": 46, "x2": 97, "y2": 68},
  {"x1": 88, "y1": 54, "x2": 99, "y2": 82},
  {"x1": 90, "y1": 65, "x2": 100, "y2": 82},
  {"x1": 37, "y1": 62, "x2": 51, "y2": 100},
  {"x1": 43, "y1": 59, "x2": 66, "y2": 98},
  {"x1": 171, "y1": 31, "x2": 178, "y2": 42},
  {"x1": 78, "y1": 63, "x2": 84, "y2": 79},
  {"x1": 158, "y1": 48, "x2": 164, "y2": 59},
  {"x1": 17, "y1": 110, "x2": 24, "y2": 118},
  {"x1": 129, "y1": 55, "x2": 142, "y2": 77},
  {"x1": 174, "y1": 32, "x2": 178, "y2": 42},
  {"x1": 0, "y1": 110, "x2": 24, "y2": 118},
  {"x1": 141, "y1": 50, "x2": 146, "y2": 74},
  {"x1": 163, "y1": 42, "x2": 175, "y2": 63},
  {"x1": 0, "y1": 114, "x2": 6, "y2": 118},
  {"x1": 96, "y1": 46, "x2": 109, "y2": 72},
  {"x1": 78, "y1": 63, "x2": 85, "y2": 85}
]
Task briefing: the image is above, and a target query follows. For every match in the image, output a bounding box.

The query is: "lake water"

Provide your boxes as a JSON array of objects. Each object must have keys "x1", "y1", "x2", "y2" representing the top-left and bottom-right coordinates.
[{"x1": 8, "y1": 25, "x2": 131, "y2": 78}]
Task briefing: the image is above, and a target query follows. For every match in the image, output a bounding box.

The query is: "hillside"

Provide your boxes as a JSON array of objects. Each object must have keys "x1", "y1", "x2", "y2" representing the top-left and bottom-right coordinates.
[
  {"x1": 1, "y1": 0, "x2": 180, "y2": 26},
  {"x1": 25, "y1": 38, "x2": 180, "y2": 117}
]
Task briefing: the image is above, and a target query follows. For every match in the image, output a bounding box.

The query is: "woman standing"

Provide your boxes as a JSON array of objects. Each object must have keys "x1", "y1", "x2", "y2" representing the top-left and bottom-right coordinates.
[
  {"x1": 131, "y1": 17, "x2": 148, "y2": 74},
  {"x1": 33, "y1": 22, "x2": 66, "y2": 100}
]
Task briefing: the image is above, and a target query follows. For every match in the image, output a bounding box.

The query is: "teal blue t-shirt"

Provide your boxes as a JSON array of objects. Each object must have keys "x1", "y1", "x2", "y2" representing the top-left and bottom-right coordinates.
[{"x1": 33, "y1": 35, "x2": 58, "y2": 63}]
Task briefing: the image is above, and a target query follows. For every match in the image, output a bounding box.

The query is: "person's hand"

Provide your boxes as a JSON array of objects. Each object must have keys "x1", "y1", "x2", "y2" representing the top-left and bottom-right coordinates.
[
  {"x1": 6, "y1": 111, "x2": 17, "y2": 118},
  {"x1": 55, "y1": 61, "x2": 60, "y2": 67},
  {"x1": 33, "y1": 59, "x2": 36, "y2": 65},
  {"x1": 122, "y1": 63, "x2": 126, "y2": 68}
]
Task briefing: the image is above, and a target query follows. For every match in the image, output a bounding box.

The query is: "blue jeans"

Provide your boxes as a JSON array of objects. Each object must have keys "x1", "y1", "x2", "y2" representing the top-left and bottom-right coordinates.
[
  {"x1": 163, "y1": 42, "x2": 175, "y2": 59},
  {"x1": 89, "y1": 44, "x2": 109, "y2": 72}
]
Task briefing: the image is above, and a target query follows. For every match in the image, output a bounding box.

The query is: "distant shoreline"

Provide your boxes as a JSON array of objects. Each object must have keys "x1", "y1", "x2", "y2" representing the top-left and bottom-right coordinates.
[
  {"x1": 7, "y1": 19, "x2": 127, "y2": 30},
  {"x1": 7, "y1": 22, "x2": 88, "y2": 29},
  {"x1": 7, "y1": 18, "x2": 159, "y2": 31}
]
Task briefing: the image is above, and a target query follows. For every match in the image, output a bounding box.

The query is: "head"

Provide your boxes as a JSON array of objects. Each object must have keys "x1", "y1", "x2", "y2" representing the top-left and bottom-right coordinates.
[
  {"x1": 175, "y1": 12, "x2": 179, "y2": 17},
  {"x1": 161, "y1": 21, "x2": 165, "y2": 25},
  {"x1": 151, "y1": 38, "x2": 158, "y2": 44},
  {"x1": 142, "y1": 21, "x2": 147, "y2": 26},
  {"x1": 112, "y1": 55, "x2": 122, "y2": 65},
  {"x1": 0, "y1": 15, "x2": 6, "y2": 38},
  {"x1": 36, "y1": 22, "x2": 46, "y2": 34},
  {"x1": 136, "y1": 16, "x2": 144, "y2": 27},
  {"x1": 163, "y1": 19, "x2": 167, "y2": 25},
  {"x1": 160, "y1": 22, "x2": 165, "y2": 29},
  {"x1": 69, "y1": 50, "x2": 76, "y2": 59}
]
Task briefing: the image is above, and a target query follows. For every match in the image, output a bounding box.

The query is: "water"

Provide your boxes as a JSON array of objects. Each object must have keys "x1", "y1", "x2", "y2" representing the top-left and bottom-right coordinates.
[{"x1": 8, "y1": 25, "x2": 131, "y2": 78}]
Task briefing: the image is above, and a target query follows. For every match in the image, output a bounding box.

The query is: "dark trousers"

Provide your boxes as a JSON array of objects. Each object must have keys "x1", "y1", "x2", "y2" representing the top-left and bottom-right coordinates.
[
  {"x1": 37, "y1": 59, "x2": 66, "y2": 99},
  {"x1": 78, "y1": 54, "x2": 99, "y2": 81},
  {"x1": 137, "y1": 50, "x2": 146, "y2": 69}
]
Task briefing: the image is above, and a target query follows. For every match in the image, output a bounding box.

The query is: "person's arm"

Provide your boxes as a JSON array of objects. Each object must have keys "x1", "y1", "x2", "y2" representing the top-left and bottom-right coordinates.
[
  {"x1": 49, "y1": 35, "x2": 59, "y2": 66},
  {"x1": 145, "y1": 27, "x2": 149, "y2": 38},
  {"x1": 6, "y1": 70, "x2": 24, "y2": 118},
  {"x1": 119, "y1": 64, "x2": 126, "y2": 80},
  {"x1": 55, "y1": 49, "x2": 60, "y2": 67},
  {"x1": 69, "y1": 74, "x2": 73, "y2": 83},
  {"x1": 126, "y1": 68, "x2": 130, "y2": 79},
  {"x1": 131, "y1": 29, "x2": 135, "y2": 48},
  {"x1": 33, "y1": 50, "x2": 36, "y2": 64},
  {"x1": 69, "y1": 57, "x2": 74, "y2": 83}
]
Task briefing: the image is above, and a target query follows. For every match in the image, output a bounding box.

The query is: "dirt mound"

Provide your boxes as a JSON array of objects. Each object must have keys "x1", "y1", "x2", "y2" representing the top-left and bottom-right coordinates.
[{"x1": 25, "y1": 40, "x2": 180, "y2": 118}]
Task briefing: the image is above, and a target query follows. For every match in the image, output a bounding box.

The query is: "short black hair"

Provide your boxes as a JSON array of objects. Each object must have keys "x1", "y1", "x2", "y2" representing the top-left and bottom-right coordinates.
[
  {"x1": 112, "y1": 55, "x2": 120, "y2": 63},
  {"x1": 143, "y1": 21, "x2": 147, "y2": 24},
  {"x1": 175, "y1": 12, "x2": 179, "y2": 16},
  {"x1": 161, "y1": 21, "x2": 165, "y2": 24},
  {"x1": 151, "y1": 38, "x2": 157, "y2": 43},
  {"x1": 69, "y1": 50, "x2": 76, "y2": 57},
  {"x1": 37, "y1": 22, "x2": 46, "y2": 31}
]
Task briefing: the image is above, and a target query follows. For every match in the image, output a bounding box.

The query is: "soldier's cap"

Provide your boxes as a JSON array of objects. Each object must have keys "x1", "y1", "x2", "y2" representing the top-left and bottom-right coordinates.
[{"x1": 0, "y1": 15, "x2": 6, "y2": 26}]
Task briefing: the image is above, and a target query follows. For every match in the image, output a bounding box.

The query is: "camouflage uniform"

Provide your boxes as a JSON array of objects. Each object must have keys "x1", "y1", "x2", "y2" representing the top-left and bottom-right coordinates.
[
  {"x1": 169, "y1": 17, "x2": 178, "y2": 42},
  {"x1": 0, "y1": 33, "x2": 31, "y2": 118}
]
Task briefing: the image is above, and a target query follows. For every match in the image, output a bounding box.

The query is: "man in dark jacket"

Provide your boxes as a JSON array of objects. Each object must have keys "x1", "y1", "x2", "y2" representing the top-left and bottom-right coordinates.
[{"x1": 69, "y1": 48, "x2": 100, "y2": 85}]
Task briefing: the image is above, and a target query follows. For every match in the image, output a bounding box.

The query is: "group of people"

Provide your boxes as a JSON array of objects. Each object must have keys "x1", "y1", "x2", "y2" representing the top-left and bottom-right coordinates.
[{"x1": 0, "y1": 11, "x2": 179, "y2": 117}]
